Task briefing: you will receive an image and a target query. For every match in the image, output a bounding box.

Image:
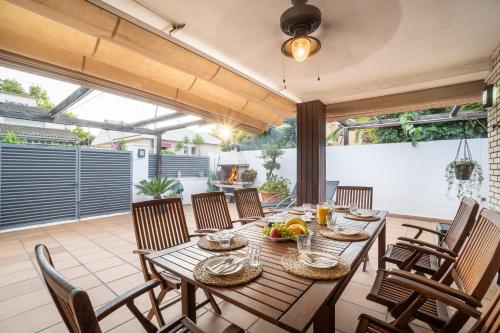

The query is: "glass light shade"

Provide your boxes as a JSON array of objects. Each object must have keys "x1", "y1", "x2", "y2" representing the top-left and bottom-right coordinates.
[{"x1": 291, "y1": 37, "x2": 311, "y2": 62}]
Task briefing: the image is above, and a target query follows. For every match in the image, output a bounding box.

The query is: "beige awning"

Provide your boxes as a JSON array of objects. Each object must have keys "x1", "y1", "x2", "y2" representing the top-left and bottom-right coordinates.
[{"x1": 0, "y1": 0, "x2": 296, "y2": 132}]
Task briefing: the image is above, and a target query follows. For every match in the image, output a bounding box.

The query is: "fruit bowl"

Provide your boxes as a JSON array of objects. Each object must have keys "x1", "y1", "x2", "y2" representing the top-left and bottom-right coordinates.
[{"x1": 262, "y1": 217, "x2": 311, "y2": 242}]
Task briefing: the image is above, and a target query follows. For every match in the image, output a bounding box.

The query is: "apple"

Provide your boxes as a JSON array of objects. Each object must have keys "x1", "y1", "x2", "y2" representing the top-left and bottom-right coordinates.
[{"x1": 269, "y1": 228, "x2": 281, "y2": 238}]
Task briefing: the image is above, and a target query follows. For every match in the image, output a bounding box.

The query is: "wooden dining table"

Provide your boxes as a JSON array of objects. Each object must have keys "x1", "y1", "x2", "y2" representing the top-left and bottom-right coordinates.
[{"x1": 146, "y1": 211, "x2": 387, "y2": 333}]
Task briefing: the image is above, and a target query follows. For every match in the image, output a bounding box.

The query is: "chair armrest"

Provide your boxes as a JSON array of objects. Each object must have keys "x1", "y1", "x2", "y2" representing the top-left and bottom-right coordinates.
[
  {"x1": 263, "y1": 210, "x2": 274, "y2": 215},
  {"x1": 386, "y1": 269, "x2": 483, "y2": 308},
  {"x1": 195, "y1": 228, "x2": 219, "y2": 233},
  {"x1": 95, "y1": 280, "x2": 160, "y2": 321},
  {"x1": 395, "y1": 242, "x2": 456, "y2": 263},
  {"x1": 232, "y1": 218, "x2": 255, "y2": 225},
  {"x1": 188, "y1": 233, "x2": 208, "y2": 238},
  {"x1": 356, "y1": 314, "x2": 408, "y2": 333},
  {"x1": 133, "y1": 249, "x2": 155, "y2": 256},
  {"x1": 402, "y1": 223, "x2": 445, "y2": 238},
  {"x1": 397, "y1": 237, "x2": 457, "y2": 257}
]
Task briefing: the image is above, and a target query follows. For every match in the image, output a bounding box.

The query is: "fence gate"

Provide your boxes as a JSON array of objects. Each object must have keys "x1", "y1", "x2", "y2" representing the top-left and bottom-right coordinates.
[
  {"x1": 79, "y1": 149, "x2": 132, "y2": 218},
  {"x1": 0, "y1": 144, "x2": 132, "y2": 230}
]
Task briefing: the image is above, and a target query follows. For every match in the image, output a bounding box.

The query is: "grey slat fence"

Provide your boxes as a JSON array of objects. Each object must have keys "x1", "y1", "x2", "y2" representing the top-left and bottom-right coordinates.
[
  {"x1": 0, "y1": 144, "x2": 132, "y2": 230},
  {"x1": 149, "y1": 154, "x2": 209, "y2": 178}
]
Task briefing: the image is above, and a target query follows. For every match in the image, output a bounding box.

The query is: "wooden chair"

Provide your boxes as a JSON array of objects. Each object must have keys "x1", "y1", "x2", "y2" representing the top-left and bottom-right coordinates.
[
  {"x1": 335, "y1": 185, "x2": 373, "y2": 271},
  {"x1": 335, "y1": 185, "x2": 373, "y2": 209},
  {"x1": 356, "y1": 288, "x2": 499, "y2": 333},
  {"x1": 35, "y1": 244, "x2": 242, "y2": 333},
  {"x1": 131, "y1": 198, "x2": 221, "y2": 324},
  {"x1": 383, "y1": 197, "x2": 479, "y2": 279},
  {"x1": 366, "y1": 208, "x2": 500, "y2": 332},
  {"x1": 234, "y1": 188, "x2": 273, "y2": 221},
  {"x1": 191, "y1": 192, "x2": 253, "y2": 232}
]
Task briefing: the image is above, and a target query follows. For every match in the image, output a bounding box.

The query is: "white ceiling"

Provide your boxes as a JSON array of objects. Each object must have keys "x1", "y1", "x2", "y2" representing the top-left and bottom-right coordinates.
[{"x1": 101, "y1": 0, "x2": 500, "y2": 104}]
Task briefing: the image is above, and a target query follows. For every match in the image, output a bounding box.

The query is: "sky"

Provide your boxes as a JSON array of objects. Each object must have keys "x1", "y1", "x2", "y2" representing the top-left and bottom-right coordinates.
[{"x1": 0, "y1": 66, "x2": 214, "y2": 135}]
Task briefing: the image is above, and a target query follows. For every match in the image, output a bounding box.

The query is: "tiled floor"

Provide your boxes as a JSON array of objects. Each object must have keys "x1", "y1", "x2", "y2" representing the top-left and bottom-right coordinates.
[{"x1": 0, "y1": 205, "x2": 497, "y2": 333}]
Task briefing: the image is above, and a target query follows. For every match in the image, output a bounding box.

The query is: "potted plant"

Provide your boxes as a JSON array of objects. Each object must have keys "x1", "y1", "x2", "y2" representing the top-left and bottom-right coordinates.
[
  {"x1": 135, "y1": 177, "x2": 180, "y2": 199},
  {"x1": 445, "y1": 160, "x2": 483, "y2": 199},
  {"x1": 241, "y1": 169, "x2": 257, "y2": 182},
  {"x1": 259, "y1": 175, "x2": 290, "y2": 202}
]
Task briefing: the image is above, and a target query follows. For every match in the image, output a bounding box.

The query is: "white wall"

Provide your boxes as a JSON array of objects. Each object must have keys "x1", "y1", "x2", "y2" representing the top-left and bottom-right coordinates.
[
  {"x1": 239, "y1": 139, "x2": 489, "y2": 220},
  {"x1": 128, "y1": 144, "x2": 150, "y2": 202},
  {"x1": 179, "y1": 178, "x2": 209, "y2": 205}
]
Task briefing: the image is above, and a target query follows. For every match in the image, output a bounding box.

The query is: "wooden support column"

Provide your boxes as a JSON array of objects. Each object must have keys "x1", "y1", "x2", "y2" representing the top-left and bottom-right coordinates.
[{"x1": 297, "y1": 100, "x2": 326, "y2": 205}]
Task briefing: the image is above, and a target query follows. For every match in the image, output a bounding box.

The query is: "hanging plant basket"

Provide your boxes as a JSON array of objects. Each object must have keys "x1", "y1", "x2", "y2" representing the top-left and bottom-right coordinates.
[
  {"x1": 445, "y1": 133, "x2": 483, "y2": 199},
  {"x1": 453, "y1": 161, "x2": 475, "y2": 180}
]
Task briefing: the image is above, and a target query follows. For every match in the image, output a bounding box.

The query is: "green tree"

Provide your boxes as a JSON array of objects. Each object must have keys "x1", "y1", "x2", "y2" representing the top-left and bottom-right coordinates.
[
  {"x1": 29, "y1": 85, "x2": 54, "y2": 109},
  {"x1": 192, "y1": 134, "x2": 205, "y2": 156},
  {"x1": 174, "y1": 141, "x2": 185, "y2": 152},
  {"x1": 72, "y1": 127, "x2": 94, "y2": 146},
  {"x1": 183, "y1": 136, "x2": 190, "y2": 145},
  {"x1": 0, "y1": 79, "x2": 25, "y2": 95},
  {"x1": 0, "y1": 132, "x2": 26, "y2": 144},
  {"x1": 259, "y1": 144, "x2": 284, "y2": 180}
]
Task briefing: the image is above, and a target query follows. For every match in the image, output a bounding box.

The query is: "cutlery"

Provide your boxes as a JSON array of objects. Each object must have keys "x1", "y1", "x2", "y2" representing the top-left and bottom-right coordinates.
[
  {"x1": 215, "y1": 258, "x2": 246, "y2": 274},
  {"x1": 210, "y1": 257, "x2": 234, "y2": 271}
]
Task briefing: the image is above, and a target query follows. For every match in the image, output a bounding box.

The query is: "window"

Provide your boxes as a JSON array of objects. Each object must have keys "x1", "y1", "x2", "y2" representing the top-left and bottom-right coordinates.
[
  {"x1": 183, "y1": 146, "x2": 189, "y2": 155},
  {"x1": 191, "y1": 146, "x2": 196, "y2": 155}
]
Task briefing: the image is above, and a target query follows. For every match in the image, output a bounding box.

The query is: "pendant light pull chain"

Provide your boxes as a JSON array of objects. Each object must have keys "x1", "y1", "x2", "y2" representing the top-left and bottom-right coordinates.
[
  {"x1": 282, "y1": 56, "x2": 287, "y2": 90},
  {"x1": 317, "y1": 57, "x2": 321, "y2": 81}
]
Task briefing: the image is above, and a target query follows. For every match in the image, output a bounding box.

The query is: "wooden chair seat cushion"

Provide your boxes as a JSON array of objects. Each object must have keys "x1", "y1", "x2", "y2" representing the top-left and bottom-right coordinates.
[
  {"x1": 367, "y1": 270, "x2": 448, "y2": 328},
  {"x1": 384, "y1": 244, "x2": 439, "y2": 275}
]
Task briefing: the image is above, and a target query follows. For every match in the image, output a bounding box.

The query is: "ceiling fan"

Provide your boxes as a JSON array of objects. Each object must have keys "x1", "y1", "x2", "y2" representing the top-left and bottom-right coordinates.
[{"x1": 280, "y1": 0, "x2": 322, "y2": 62}]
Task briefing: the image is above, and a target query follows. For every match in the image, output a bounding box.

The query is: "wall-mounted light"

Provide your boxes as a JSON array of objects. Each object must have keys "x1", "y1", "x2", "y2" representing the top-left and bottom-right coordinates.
[{"x1": 483, "y1": 84, "x2": 498, "y2": 109}]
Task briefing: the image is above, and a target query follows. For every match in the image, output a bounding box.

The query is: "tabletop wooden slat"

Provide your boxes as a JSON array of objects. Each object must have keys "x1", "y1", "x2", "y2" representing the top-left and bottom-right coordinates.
[{"x1": 147, "y1": 211, "x2": 388, "y2": 332}]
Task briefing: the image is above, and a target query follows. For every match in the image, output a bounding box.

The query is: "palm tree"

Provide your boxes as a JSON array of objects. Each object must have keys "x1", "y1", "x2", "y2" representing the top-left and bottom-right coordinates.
[
  {"x1": 135, "y1": 177, "x2": 179, "y2": 199},
  {"x1": 192, "y1": 134, "x2": 205, "y2": 156}
]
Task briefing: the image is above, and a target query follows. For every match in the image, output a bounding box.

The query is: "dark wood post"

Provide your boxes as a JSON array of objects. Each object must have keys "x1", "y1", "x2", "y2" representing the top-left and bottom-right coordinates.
[
  {"x1": 156, "y1": 133, "x2": 162, "y2": 178},
  {"x1": 297, "y1": 100, "x2": 326, "y2": 205}
]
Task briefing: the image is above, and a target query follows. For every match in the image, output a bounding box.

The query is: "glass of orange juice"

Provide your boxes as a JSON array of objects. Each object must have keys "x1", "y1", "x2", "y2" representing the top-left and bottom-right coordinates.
[{"x1": 316, "y1": 204, "x2": 329, "y2": 225}]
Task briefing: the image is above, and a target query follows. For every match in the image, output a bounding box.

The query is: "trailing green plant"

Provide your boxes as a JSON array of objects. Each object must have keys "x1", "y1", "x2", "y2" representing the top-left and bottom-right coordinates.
[
  {"x1": 207, "y1": 171, "x2": 219, "y2": 192},
  {"x1": 135, "y1": 177, "x2": 179, "y2": 199},
  {"x1": 118, "y1": 138, "x2": 126, "y2": 151},
  {"x1": 259, "y1": 175, "x2": 290, "y2": 196},
  {"x1": 241, "y1": 168, "x2": 257, "y2": 182},
  {"x1": 0, "y1": 132, "x2": 26, "y2": 144},
  {"x1": 445, "y1": 159, "x2": 483, "y2": 199},
  {"x1": 174, "y1": 141, "x2": 185, "y2": 152},
  {"x1": 161, "y1": 149, "x2": 175, "y2": 155},
  {"x1": 192, "y1": 134, "x2": 205, "y2": 156},
  {"x1": 259, "y1": 144, "x2": 284, "y2": 180}
]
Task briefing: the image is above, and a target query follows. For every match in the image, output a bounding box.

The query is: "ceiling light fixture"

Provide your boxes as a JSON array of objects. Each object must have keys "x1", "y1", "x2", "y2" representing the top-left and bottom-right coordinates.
[{"x1": 280, "y1": 0, "x2": 322, "y2": 62}]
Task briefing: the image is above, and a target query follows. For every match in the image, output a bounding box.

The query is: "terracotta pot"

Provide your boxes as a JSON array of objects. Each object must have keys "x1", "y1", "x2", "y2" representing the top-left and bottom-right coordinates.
[
  {"x1": 241, "y1": 174, "x2": 256, "y2": 182},
  {"x1": 454, "y1": 163, "x2": 475, "y2": 180},
  {"x1": 260, "y1": 191, "x2": 281, "y2": 203}
]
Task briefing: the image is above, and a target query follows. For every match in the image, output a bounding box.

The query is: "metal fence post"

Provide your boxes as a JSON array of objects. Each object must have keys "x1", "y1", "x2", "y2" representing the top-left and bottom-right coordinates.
[{"x1": 156, "y1": 133, "x2": 162, "y2": 178}]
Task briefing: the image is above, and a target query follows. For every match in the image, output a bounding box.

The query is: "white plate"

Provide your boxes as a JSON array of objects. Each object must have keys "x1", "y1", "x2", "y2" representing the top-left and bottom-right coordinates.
[
  {"x1": 265, "y1": 235, "x2": 293, "y2": 242},
  {"x1": 205, "y1": 233, "x2": 234, "y2": 242},
  {"x1": 300, "y1": 252, "x2": 340, "y2": 268},
  {"x1": 352, "y1": 210, "x2": 376, "y2": 218},
  {"x1": 335, "y1": 227, "x2": 362, "y2": 236},
  {"x1": 300, "y1": 215, "x2": 312, "y2": 222},
  {"x1": 203, "y1": 256, "x2": 245, "y2": 276}
]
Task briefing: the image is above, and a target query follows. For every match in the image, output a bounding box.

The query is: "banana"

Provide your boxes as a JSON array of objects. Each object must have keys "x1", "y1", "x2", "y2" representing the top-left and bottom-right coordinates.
[{"x1": 285, "y1": 217, "x2": 306, "y2": 227}]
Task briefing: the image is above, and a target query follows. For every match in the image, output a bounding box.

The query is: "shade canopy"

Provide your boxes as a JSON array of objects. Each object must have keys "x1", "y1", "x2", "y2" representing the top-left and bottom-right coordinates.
[{"x1": 0, "y1": 0, "x2": 296, "y2": 133}]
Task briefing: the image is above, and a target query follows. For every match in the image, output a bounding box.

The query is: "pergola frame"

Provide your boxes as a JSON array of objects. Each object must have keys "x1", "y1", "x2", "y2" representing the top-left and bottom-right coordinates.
[{"x1": 0, "y1": 86, "x2": 208, "y2": 178}]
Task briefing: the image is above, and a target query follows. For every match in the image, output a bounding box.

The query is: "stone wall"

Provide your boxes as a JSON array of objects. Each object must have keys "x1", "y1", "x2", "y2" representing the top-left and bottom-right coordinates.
[{"x1": 488, "y1": 45, "x2": 500, "y2": 212}]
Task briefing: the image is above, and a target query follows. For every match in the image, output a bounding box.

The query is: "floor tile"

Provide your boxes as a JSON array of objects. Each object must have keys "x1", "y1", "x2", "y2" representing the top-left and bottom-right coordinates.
[{"x1": 94, "y1": 263, "x2": 139, "y2": 283}]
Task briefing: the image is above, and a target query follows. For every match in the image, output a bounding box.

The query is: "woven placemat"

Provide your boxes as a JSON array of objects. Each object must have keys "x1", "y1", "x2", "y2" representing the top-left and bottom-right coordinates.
[
  {"x1": 281, "y1": 251, "x2": 350, "y2": 280},
  {"x1": 334, "y1": 207, "x2": 350, "y2": 213},
  {"x1": 198, "y1": 234, "x2": 248, "y2": 251},
  {"x1": 193, "y1": 253, "x2": 262, "y2": 287},
  {"x1": 319, "y1": 228, "x2": 370, "y2": 241},
  {"x1": 343, "y1": 213, "x2": 380, "y2": 222}
]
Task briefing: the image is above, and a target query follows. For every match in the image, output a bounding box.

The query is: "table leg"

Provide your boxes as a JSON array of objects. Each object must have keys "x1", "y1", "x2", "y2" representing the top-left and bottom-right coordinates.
[
  {"x1": 181, "y1": 279, "x2": 197, "y2": 322},
  {"x1": 313, "y1": 301, "x2": 335, "y2": 332},
  {"x1": 378, "y1": 222, "x2": 386, "y2": 270}
]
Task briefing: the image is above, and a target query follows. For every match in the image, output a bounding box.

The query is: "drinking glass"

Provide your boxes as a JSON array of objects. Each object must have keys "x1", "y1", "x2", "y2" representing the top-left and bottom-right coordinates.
[
  {"x1": 327, "y1": 212, "x2": 337, "y2": 230},
  {"x1": 246, "y1": 244, "x2": 262, "y2": 267},
  {"x1": 350, "y1": 204, "x2": 359, "y2": 215},
  {"x1": 274, "y1": 213, "x2": 285, "y2": 225},
  {"x1": 296, "y1": 234, "x2": 311, "y2": 254},
  {"x1": 303, "y1": 203, "x2": 311, "y2": 218},
  {"x1": 218, "y1": 230, "x2": 231, "y2": 249}
]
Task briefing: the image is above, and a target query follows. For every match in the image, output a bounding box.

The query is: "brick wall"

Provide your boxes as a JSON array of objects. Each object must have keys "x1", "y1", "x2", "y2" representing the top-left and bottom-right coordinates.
[{"x1": 488, "y1": 45, "x2": 500, "y2": 212}]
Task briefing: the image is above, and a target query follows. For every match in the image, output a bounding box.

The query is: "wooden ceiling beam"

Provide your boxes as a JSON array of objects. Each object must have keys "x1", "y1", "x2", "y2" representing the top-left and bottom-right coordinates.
[{"x1": 326, "y1": 80, "x2": 484, "y2": 120}]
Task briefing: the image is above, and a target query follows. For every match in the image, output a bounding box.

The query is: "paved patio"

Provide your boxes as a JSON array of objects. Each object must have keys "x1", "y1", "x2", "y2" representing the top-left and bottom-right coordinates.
[{"x1": 0, "y1": 204, "x2": 496, "y2": 333}]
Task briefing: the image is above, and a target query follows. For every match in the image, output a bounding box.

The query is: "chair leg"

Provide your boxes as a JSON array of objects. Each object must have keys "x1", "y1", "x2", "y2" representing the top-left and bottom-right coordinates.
[
  {"x1": 146, "y1": 288, "x2": 165, "y2": 327},
  {"x1": 362, "y1": 254, "x2": 369, "y2": 272},
  {"x1": 204, "y1": 290, "x2": 221, "y2": 314}
]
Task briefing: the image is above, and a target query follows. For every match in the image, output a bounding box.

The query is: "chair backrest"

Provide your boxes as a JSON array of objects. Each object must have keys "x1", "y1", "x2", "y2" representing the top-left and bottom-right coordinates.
[
  {"x1": 325, "y1": 181, "x2": 340, "y2": 201},
  {"x1": 234, "y1": 188, "x2": 264, "y2": 219},
  {"x1": 441, "y1": 197, "x2": 479, "y2": 252},
  {"x1": 131, "y1": 198, "x2": 190, "y2": 251},
  {"x1": 335, "y1": 186, "x2": 373, "y2": 209},
  {"x1": 470, "y1": 290, "x2": 499, "y2": 333},
  {"x1": 36, "y1": 244, "x2": 101, "y2": 333},
  {"x1": 443, "y1": 209, "x2": 500, "y2": 331},
  {"x1": 192, "y1": 192, "x2": 233, "y2": 230}
]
